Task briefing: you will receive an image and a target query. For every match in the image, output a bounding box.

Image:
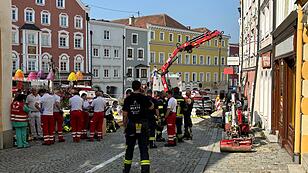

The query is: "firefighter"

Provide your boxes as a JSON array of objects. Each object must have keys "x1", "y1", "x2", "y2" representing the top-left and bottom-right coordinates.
[
  {"x1": 89, "y1": 90, "x2": 106, "y2": 141},
  {"x1": 164, "y1": 90, "x2": 177, "y2": 147},
  {"x1": 69, "y1": 89, "x2": 84, "y2": 143},
  {"x1": 183, "y1": 90, "x2": 194, "y2": 140},
  {"x1": 122, "y1": 80, "x2": 154, "y2": 173},
  {"x1": 146, "y1": 89, "x2": 158, "y2": 149},
  {"x1": 81, "y1": 93, "x2": 90, "y2": 139},
  {"x1": 39, "y1": 89, "x2": 55, "y2": 145},
  {"x1": 156, "y1": 91, "x2": 167, "y2": 142},
  {"x1": 53, "y1": 90, "x2": 65, "y2": 142},
  {"x1": 173, "y1": 87, "x2": 187, "y2": 143}
]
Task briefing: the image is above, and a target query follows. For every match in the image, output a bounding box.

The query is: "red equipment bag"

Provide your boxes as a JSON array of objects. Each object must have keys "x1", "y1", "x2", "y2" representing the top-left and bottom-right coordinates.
[{"x1": 220, "y1": 138, "x2": 252, "y2": 152}]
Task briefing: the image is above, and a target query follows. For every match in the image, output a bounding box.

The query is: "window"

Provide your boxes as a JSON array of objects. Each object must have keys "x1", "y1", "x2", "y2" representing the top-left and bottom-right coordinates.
[
  {"x1": 12, "y1": 53, "x2": 19, "y2": 72},
  {"x1": 104, "y1": 30, "x2": 110, "y2": 40},
  {"x1": 75, "y1": 16, "x2": 83, "y2": 29},
  {"x1": 114, "y1": 49, "x2": 119, "y2": 58},
  {"x1": 127, "y1": 68, "x2": 133, "y2": 78},
  {"x1": 168, "y1": 53, "x2": 172, "y2": 60},
  {"x1": 127, "y1": 48, "x2": 133, "y2": 59},
  {"x1": 141, "y1": 69, "x2": 147, "y2": 78},
  {"x1": 159, "y1": 32, "x2": 164, "y2": 41},
  {"x1": 185, "y1": 35, "x2": 190, "y2": 42},
  {"x1": 36, "y1": 0, "x2": 45, "y2": 5},
  {"x1": 12, "y1": 26, "x2": 19, "y2": 44},
  {"x1": 59, "y1": 54, "x2": 69, "y2": 72},
  {"x1": 177, "y1": 54, "x2": 182, "y2": 64},
  {"x1": 136, "y1": 69, "x2": 140, "y2": 78},
  {"x1": 59, "y1": 13, "x2": 68, "y2": 28},
  {"x1": 58, "y1": 31, "x2": 69, "y2": 48},
  {"x1": 138, "y1": 48, "x2": 144, "y2": 59},
  {"x1": 93, "y1": 68, "x2": 99, "y2": 78},
  {"x1": 159, "y1": 52, "x2": 165, "y2": 64},
  {"x1": 206, "y1": 72, "x2": 211, "y2": 82},
  {"x1": 177, "y1": 34, "x2": 182, "y2": 43},
  {"x1": 169, "y1": 33, "x2": 173, "y2": 42},
  {"x1": 74, "y1": 55, "x2": 83, "y2": 72},
  {"x1": 104, "y1": 69, "x2": 109, "y2": 78},
  {"x1": 214, "y1": 73, "x2": 218, "y2": 82},
  {"x1": 199, "y1": 73, "x2": 204, "y2": 82},
  {"x1": 27, "y1": 55, "x2": 37, "y2": 71},
  {"x1": 200, "y1": 55, "x2": 204, "y2": 65},
  {"x1": 207, "y1": 56, "x2": 211, "y2": 65},
  {"x1": 27, "y1": 33, "x2": 36, "y2": 45},
  {"x1": 185, "y1": 72, "x2": 190, "y2": 82},
  {"x1": 150, "y1": 52, "x2": 155, "y2": 63},
  {"x1": 74, "y1": 33, "x2": 83, "y2": 49},
  {"x1": 41, "y1": 29, "x2": 51, "y2": 47},
  {"x1": 221, "y1": 72, "x2": 225, "y2": 81},
  {"x1": 185, "y1": 54, "x2": 190, "y2": 64},
  {"x1": 192, "y1": 55, "x2": 197, "y2": 64},
  {"x1": 12, "y1": 6, "x2": 18, "y2": 22},
  {"x1": 41, "y1": 54, "x2": 50, "y2": 72},
  {"x1": 25, "y1": 8, "x2": 34, "y2": 23},
  {"x1": 114, "y1": 69, "x2": 119, "y2": 78},
  {"x1": 57, "y1": 0, "x2": 65, "y2": 8},
  {"x1": 214, "y1": 57, "x2": 218, "y2": 65},
  {"x1": 93, "y1": 48, "x2": 99, "y2": 57},
  {"x1": 104, "y1": 48, "x2": 110, "y2": 57},
  {"x1": 207, "y1": 41, "x2": 211, "y2": 46},
  {"x1": 41, "y1": 11, "x2": 50, "y2": 25},
  {"x1": 150, "y1": 31, "x2": 155, "y2": 40},
  {"x1": 221, "y1": 57, "x2": 225, "y2": 65},
  {"x1": 214, "y1": 39, "x2": 218, "y2": 47},
  {"x1": 192, "y1": 73, "x2": 197, "y2": 82},
  {"x1": 222, "y1": 40, "x2": 225, "y2": 47},
  {"x1": 132, "y1": 33, "x2": 138, "y2": 44}
]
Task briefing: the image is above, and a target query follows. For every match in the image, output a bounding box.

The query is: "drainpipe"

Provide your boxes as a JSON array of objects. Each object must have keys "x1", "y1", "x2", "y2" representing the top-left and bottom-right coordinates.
[
  {"x1": 294, "y1": 1, "x2": 303, "y2": 164},
  {"x1": 240, "y1": 0, "x2": 244, "y2": 97}
]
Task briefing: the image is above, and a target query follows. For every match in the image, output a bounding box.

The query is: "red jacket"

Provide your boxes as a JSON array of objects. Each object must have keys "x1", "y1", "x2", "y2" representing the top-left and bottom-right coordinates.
[{"x1": 11, "y1": 101, "x2": 28, "y2": 122}]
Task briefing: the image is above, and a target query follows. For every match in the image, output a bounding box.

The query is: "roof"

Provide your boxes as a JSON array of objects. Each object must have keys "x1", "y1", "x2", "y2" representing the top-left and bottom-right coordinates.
[
  {"x1": 20, "y1": 24, "x2": 41, "y2": 31},
  {"x1": 192, "y1": 27, "x2": 211, "y2": 33},
  {"x1": 112, "y1": 14, "x2": 188, "y2": 30}
]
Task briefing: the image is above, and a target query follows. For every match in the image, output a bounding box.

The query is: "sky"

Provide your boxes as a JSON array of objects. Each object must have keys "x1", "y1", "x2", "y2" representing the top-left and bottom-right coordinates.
[{"x1": 81, "y1": 0, "x2": 240, "y2": 43}]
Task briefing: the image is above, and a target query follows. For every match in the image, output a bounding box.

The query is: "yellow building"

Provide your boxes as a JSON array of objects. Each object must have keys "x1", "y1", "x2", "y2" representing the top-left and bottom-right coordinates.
[{"x1": 113, "y1": 14, "x2": 230, "y2": 89}]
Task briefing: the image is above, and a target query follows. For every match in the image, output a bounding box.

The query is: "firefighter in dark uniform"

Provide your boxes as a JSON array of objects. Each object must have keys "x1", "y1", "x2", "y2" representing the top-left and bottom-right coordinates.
[
  {"x1": 122, "y1": 81, "x2": 154, "y2": 173},
  {"x1": 156, "y1": 91, "x2": 167, "y2": 142},
  {"x1": 183, "y1": 90, "x2": 194, "y2": 140},
  {"x1": 146, "y1": 89, "x2": 158, "y2": 148},
  {"x1": 173, "y1": 87, "x2": 187, "y2": 142}
]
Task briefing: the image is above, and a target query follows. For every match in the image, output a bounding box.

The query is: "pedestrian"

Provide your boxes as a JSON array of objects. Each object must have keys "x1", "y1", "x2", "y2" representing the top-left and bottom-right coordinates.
[
  {"x1": 89, "y1": 90, "x2": 106, "y2": 142},
  {"x1": 69, "y1": 89, "x2": 83, "y2": 142},
  {"x1": 156, "y1": 91, "x2": 167, "y2": 142},
  {"x1": 11, "y1": 94, "x2": 30, "y2": 148},
  {"x1": 26, "y1": 88, "x2": 43, "y2": 140},
  {"x1": 81, "y1": 93, "x2": 90, "y2": 139},
  {"x1": 122, "y1": 80, "x2": 154, "y2": 173},
  {"x1": 164, "y1": 90, "x2": 177, "y2": 147},
  {"x1": 173, "y1": 87, "x2": 187, "y2": 142},
  {"x1": 53, "y1": 89, "x2": 65, "y2": 142},
  {"x1": 183, "y1": 90, "x2": 194, "y2": 140},
  {"x1": 146, "y1": 89, "x2": 158, "y2": 148},
  {"x1": 39, "y1": 89, "x2": 55, "y2": 145}
]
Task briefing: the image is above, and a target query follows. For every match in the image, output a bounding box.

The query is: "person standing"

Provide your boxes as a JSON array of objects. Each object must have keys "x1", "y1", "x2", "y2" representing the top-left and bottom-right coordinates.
[
  {"x1": 183, "y1": 90, "x2": 194, "y2": 140},
  {"x1": 156, "y1": 91, "x2": 167, "y2": 142},
  {"x1": 146, "y1": 89, "x2": 158, "y2": 149},
  {"x1": 69, "y1": 89, "x2": 84, "y2": 142},
  {"x1": 164, "y1": 90, "x2": 177, "y2": 147},
  {"x1": 81, "y1": 93, "x2": 90, "y2": 139},
  {"x1": 173, "y1": 87, "x2": 187, "y2": 143},
  {"x1": 53, "y1": 90, "x2": 65, "y2": 142},
  {"x1": 122, "y1": 81, "x2": 154, "y2": 173},
  {"x1": 26, "y1": 88, "x2": 42, "y2": 140},
  {"x1": 39, "y1": 89, "x2": 55, "y2": 145},
  {"x1": 89, "y1": 91, "x2": 106, "y2": 141},
  {"x1": 11, "y1": 94, "x2": 30, "y2": 148}
]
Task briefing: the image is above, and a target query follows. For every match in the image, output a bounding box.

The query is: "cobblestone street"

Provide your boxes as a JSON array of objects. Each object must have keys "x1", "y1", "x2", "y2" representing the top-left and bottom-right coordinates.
[{"x1": 0, "y1": 117, "x2": 293, "y2": 173}]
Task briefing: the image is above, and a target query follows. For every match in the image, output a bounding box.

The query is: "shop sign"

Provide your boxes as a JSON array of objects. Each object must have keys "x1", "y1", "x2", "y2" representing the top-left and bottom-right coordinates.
[
  {"x1": 262, "y1": 52, "x2": 271, "y2": 69},
  {"x1": 227, "y1": 57, "x2": 240, "y2": 66}
]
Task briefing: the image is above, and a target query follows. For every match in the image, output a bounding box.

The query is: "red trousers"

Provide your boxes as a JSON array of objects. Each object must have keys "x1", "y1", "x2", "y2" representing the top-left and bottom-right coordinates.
[
  {"x1": 166, "y1": 112, "x2": 176, "y2": 144},
  {"x1": 70, "y1": 110, "x2": 83, "y2": 141},
  {"x1": 82, "y1": 111, "x2": 89, "y2": 136},
  {"x1": 53, "y1": 112, "x2": 64, "y2": 140},
  {"x1": 90, "y1": 112, "x2": 104, "y2": 139},
  {"x1": 41, "y1": 115, "x2": 55, "y2": 144}
]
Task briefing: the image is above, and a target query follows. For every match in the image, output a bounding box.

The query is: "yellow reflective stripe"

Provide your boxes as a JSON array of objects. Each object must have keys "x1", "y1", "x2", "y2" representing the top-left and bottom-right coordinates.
[
  {"x1": 177, "y1": 114, "x2": 184, "y2": 117},
  {"x1": 158, "y1": 106, "x2": 164, "y2": 109},
  {"x1": 124, "y1": 160, "x2": 132, "y2": 164},
  {"x1": 149, "y1": 137, "x2": 155, "y2": 141},
  {"x1": 176, "y1": 99, "x2": 184, "y2": 101},
  {"x1": 140, "y1": 160, "x2": 150, "y2": 165}
]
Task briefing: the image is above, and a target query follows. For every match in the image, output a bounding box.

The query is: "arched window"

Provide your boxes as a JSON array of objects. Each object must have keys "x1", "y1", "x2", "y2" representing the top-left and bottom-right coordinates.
[
  {"x1": 41, "y1": 10, "x2": 50, "y2": 25},
  {"x1": 41, "y1": 28, "x2": 51, "y2": 47},
  {"x1": 41, "y1": 53, "x2": 50, "y2": 72},
  {"x1": 58, "y1": 30, "x2": 69, "y2": 48},
  {"x1": 59, "y1": 13, "x2": 68, "y2": 28},
  {"x1": 24, "y1": 8, "x2": 35, "y2": 23},
  {"x1": 74, "y1": 32, "x2": 83, "y2": 49},
  {"x1": 12, "y1": 52, "x2": 19, "y2": 72},
  {"x1": 59, "y1": 54, "x2": 69, "y2": 72},
  {"x1": 12, "y1": 25, "x2": 19, "y2": 44},
  {"x1": 12, "y1": 5, "x2": 18, "y2": 22},
  {"x1": 74, "y1": 55, "x2": 84, "y2": 72},
  {"x1": 74, "y1": 15, "x2": 83, "y2": 29}
]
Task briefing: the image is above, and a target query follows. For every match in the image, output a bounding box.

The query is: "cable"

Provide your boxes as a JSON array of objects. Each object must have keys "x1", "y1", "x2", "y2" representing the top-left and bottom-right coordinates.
[{"x1": 87, "y1": 3, "x2": 140, "y2": 16}]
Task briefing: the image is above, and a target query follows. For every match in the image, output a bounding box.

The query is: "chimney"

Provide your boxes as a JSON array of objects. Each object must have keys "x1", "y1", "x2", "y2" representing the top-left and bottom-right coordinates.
[
  {"x1": 129, "y1": 16, "x2": 135, "y2": 26},
  {"x1": 187, "y1": 26, "x2": 191, "y2": 30}
]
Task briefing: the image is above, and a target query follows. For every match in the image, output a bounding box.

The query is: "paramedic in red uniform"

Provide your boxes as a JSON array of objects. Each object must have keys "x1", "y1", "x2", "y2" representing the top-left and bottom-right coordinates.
[
  {"x1": 89, "y1": 90, "x2": 106, "y2": 141},
  {"x1": 53, "y1": 90, "x2": 65, "y2": 142},
  {"x1": 164, "y1": 90, "x2": 177, "y2": 147},
  {"x1": 69, "y1": 89, "x2": 84, "y2": 142},
  {"x1": 81, "y1": 93, "x2": 90, "y2": 139}
]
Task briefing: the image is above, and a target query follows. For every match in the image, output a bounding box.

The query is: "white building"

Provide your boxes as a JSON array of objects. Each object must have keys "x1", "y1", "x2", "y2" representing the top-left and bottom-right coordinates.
[{"x1": 90, "y1": 20, "x2": 125, "y2": 98}]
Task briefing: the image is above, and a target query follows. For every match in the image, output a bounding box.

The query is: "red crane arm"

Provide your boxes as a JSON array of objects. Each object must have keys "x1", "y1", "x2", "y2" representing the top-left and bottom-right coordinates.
[{"x1": 160, "y1": 30, "x2": 223, "y2": 92}]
